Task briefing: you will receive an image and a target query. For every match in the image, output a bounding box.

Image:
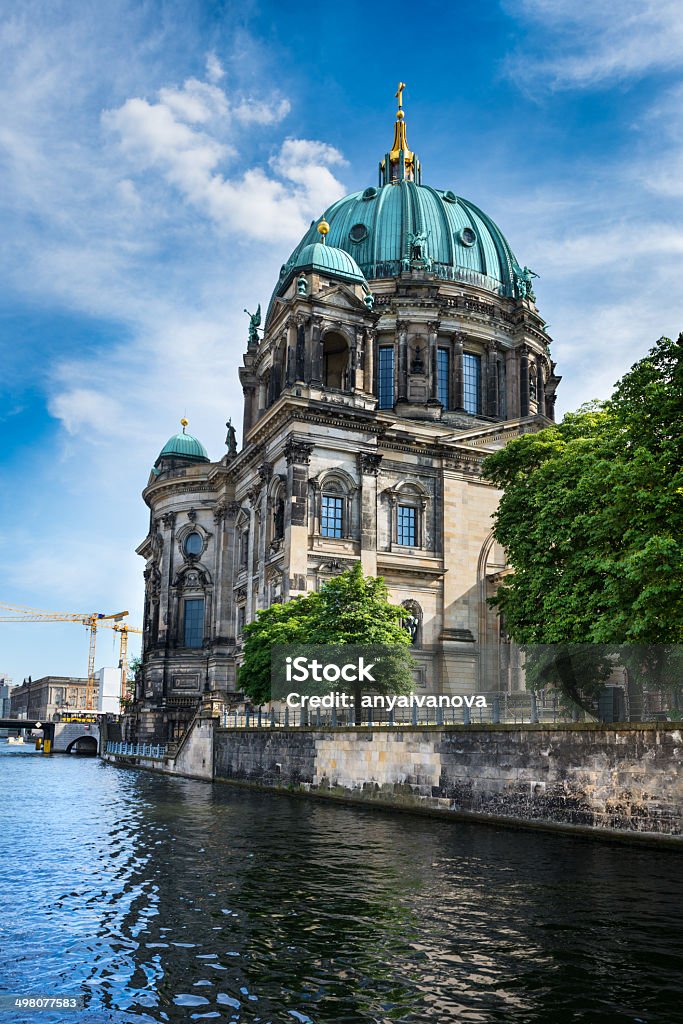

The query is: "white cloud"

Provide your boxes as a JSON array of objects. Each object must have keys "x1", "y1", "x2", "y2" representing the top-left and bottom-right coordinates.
[
  {"x1": 205, "y1": 52, "x2": 225, "y2": 85},
  {"x1": 104, "y1": 69, "x2": 343, "y2": 242},
  {"x1": 505, "y1": 0, "x2": 683, "y2": 89}
]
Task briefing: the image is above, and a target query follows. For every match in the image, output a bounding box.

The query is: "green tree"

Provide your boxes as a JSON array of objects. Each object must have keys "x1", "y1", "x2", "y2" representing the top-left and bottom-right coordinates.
[
  {"x1": 239, "y1": 563, "x2": 415, "y2": 712},
  {"x1": 482, "y1": 334, "x2": 683, "y2": 707}
]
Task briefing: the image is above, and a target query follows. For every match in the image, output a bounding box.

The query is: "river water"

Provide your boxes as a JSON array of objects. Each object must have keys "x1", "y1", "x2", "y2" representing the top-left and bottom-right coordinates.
[{"x1": 1, "y1": 744, "x2": 681, "y2": 1024}]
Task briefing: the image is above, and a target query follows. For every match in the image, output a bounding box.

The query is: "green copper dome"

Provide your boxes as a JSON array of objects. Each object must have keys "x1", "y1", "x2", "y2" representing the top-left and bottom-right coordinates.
[
  {"x1": 280, "y1": 181, "x2": 520, "y2": 297},
  {"x1": 279, "y1": 241, "x2": 367, "y2": 294},
  {"x1": 156, "y1": 424, "x2": 210, "y2": 464}
]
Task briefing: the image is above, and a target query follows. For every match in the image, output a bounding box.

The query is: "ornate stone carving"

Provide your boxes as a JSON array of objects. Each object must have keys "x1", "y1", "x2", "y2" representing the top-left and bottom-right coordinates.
[
  {"x1": 247, "y1": 485, "x2": 262, "y2": 508},
  {"x1": 357, "y1": 452, "x2": 383, "y2": 476},
  {"x1": 258, "y1": 462, "x2": 272, "y2": 484},
  {"x1": 161, "y1": 511, "x2": 177, "y2": 529},
  {"x1": 284, "y1": 438, "x2": 314, "y2": 465},
  {"x1": 226, "y1": 501, "x2": 241, "y2": 519},
  {"x1": 213, "y1": 504, "x2": 227, "y2": 524},
  {"x1": 187, "y1": 508, "x2": 197, "y2": 521}
]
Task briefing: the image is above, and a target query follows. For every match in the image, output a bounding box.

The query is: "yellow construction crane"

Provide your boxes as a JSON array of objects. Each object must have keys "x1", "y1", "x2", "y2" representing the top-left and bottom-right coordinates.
[
  {"x1": 111, "y1": 622, "x2": 143, "y2": 702},
  {"x1": 0, "y1": 603, "x2": 130, "y2": 709}
]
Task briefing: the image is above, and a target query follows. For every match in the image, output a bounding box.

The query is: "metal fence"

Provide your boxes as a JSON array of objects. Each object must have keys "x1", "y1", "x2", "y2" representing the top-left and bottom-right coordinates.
[
  {"x1": 106, "y1": 741, "x2": 167, "y2": 758},
  {"x1": 219, "y1": 691, "x2": 579, "y2": 730}
]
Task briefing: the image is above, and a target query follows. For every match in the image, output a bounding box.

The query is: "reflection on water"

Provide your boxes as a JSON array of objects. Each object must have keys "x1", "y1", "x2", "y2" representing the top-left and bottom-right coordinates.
[{"x1": 0, "y1": 744, "x2": 681, "y2": 1023}]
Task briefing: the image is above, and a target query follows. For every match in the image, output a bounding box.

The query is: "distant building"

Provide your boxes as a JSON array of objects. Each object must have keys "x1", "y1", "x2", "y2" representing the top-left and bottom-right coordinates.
[
  {"x1": 10, "y1": 676, "x2": 94, "y2": 721},
  {"x1": 97, "y1": 667, "x2": 123, "y2": 715},
  {"x1": 0, "y1": 676, "x2": 12, "y2": 736}
]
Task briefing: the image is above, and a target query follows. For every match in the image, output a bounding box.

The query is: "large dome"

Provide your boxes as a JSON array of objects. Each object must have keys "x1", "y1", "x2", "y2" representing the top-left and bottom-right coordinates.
[{"x1": 278, "y1": 180, "x2": 520, "y2": 298}]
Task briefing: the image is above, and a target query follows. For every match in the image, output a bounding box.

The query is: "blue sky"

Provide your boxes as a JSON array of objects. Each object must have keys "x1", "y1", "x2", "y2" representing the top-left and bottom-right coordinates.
[{"x1": 1, "y1": 0, "x2": 682, "y2": 684}]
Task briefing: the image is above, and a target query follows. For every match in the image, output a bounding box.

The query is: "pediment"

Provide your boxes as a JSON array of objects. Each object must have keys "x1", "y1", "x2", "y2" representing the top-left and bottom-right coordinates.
[
  {"x1": 443, "y1": 417, "x2": 547, "y2": 453},
  {"x1": 314, "y1": 283, "x2": 369, "y2": 313}
]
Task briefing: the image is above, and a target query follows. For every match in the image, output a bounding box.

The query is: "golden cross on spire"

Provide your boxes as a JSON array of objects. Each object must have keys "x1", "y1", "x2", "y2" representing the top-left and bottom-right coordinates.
[{"x1": 395, "y1": 81, "x2": 406, "y2": 111}]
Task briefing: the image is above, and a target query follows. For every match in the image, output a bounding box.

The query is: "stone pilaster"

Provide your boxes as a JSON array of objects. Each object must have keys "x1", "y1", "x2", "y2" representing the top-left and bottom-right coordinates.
[
  {"x1": 486, "y1": 342, "x2": 499, "y2": 418},
  {"x1": 309, "y1": 315, "x2": 322, "y2": 385},
  {"x1": 284, "y1": 439, "x2": 313, "y2": 600},
  {"x1": 519, "y1": 346, "x2": 530, "y2": 418},
  {"x1": 364, "y1": 328, "x2": 375, "y2": 395},
  {"x1": 397, "y1": 320, "x2": 409, "y2": 401},
  {"x1": 428, "y1": 321, "x2": 440, "y2": 402},
  {"x1": 453, "y1": 333, "x2": 464, "y2": 411},
  {"x1": 357, "y1": 452, "x2": 382, "y2": 575}
]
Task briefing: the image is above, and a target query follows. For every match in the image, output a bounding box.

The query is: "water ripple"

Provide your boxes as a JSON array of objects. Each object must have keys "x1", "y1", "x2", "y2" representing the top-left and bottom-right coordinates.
[{"x1": 1, "y1": 745, "x2": 682, "y2": 1023}]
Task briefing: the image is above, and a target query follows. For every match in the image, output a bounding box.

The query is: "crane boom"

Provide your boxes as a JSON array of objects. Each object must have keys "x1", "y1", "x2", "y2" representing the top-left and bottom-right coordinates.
[{"x1": 0, "y1": 605, "x2": 131, "y2": 710}]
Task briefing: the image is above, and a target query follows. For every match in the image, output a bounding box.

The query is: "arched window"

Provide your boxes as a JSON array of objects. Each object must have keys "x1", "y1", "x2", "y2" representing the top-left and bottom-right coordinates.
[
  {"x1": 322, "y1": 332, "x2": 349, "y2": 390},
  {"x1": 386, "y1": 481, "x2": 429, "y2": 551},
  {"x1": 314, "y1": 471, "x2": 357, "y2": 541}
]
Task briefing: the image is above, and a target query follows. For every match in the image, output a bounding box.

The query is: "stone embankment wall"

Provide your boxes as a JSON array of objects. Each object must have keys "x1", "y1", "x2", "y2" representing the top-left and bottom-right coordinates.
[{"x1": 213, "y1": 724, "x2": 683, "y2": 841}]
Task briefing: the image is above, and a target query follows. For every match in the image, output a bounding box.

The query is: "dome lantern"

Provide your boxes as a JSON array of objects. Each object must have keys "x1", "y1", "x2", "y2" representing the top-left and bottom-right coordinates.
[{"x1": 379, "y1": 81, "x2": 421, "y2": 186}]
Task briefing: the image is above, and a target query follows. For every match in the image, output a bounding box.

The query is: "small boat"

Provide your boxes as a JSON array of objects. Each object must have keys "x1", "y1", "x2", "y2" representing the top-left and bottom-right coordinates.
[{"x1": 7, "y1": 736, "x2": 25, "y2": 745}]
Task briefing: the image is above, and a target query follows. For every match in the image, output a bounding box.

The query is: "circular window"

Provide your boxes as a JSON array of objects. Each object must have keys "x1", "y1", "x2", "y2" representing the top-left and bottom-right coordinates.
[
  {"x1": 184, "y1": 532, "x2": 203, "y2": 556},
  {"x1": 349, "y1": 223, "x2": 368, "y2": 243},
  {"x1": 459, "y1": 227, "x2": 477, "y2": 247},
  {"x1": 443, "y1": 190, "x2": 457, "y2": 203},
  {"x1": 362, "y1": 187, "x2": 378, "y2": 200}
]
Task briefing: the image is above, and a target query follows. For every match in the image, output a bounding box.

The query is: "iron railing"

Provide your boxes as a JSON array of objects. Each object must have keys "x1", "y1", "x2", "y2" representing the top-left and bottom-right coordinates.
[
  {"x1": 105, "y1": 741, "x2": 167, "y2": 758},
  {"x1": 219, "y1": 692, "x2": 580, "y2": 730}
]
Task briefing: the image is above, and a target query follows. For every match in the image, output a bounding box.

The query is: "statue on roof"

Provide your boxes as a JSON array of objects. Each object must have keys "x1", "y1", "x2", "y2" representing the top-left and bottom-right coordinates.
[
  {"x1": 244, "y1": 304, "x2": 261, "y2": 346},
  {"x1": 514, "y1": 264, "x2": 538, "y2": 301},
  {"x1": 225, "y1": 418, "x2": 238, "y2": 457}
]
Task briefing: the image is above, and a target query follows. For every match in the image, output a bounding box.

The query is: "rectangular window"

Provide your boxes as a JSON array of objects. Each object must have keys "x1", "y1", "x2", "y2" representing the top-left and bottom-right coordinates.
[
  {"x1": 397, "y1": 505, "x2": 417, "y2": 546},
  {"x1": 463, "y1": 353, "x2": 482, "y2": 414},
  {"x1": 437, "y1": 347, "x2": 450, "y2": 408},
  {"x1": 378, "y1": 347, "x2": 395, "y2": 409},
  {"x1": 237, "y1": 606, "x2": 246, "y2": 635},
  {"x1": 321, "y1": 495, "x2": 343, "y2": 538},
  {"x1": 183, "y1": 598, "x2": 205, "y2": 648}
]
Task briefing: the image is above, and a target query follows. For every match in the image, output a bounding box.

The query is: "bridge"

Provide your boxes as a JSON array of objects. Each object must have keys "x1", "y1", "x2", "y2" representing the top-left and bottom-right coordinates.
[{"x1": 1, "y1": 716, "x2": 101, "y2": 754}]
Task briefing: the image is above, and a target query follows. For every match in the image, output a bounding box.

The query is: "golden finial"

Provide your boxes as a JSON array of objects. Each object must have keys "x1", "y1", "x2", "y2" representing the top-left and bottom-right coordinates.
[
  {"x1": 317, "y1": 217, "x2": 330, "y2": 243},
  {"x1": 395, "y1": 81, "x2": 406, "y2": 115},
  {"x1": 180, "y1": 417, "x2": 189, "y2": 433}
]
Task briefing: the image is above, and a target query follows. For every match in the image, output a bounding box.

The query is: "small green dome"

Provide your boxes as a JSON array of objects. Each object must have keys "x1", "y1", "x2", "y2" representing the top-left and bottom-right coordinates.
[
  {"x1": 157, "y1": 424, "x2": 210, "y2": 464},
  {"x1": 279, "y1": 242, "x2": 367, "y2": 295}
]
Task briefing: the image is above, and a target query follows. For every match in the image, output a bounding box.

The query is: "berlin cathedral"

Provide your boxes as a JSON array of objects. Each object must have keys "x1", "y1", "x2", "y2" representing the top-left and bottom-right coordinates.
[{"x1": 129, "y1": 87, "x2": 560, "y2": 743}]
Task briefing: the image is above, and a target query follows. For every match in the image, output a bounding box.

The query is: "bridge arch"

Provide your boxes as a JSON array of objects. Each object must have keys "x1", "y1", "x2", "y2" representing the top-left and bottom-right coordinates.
[{"x1": 66, "y1": 735, "x2": 98, "y2": 756}]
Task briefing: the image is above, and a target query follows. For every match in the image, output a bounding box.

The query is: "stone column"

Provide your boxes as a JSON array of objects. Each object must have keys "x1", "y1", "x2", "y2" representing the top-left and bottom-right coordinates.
[
  {"x1": 283, "y1": 439, "x2": 313, "y2": 600},
  {"x1": 295, "y1": 317, "x2": 306, "y2": 382},
  {"x1": 285, "y1": 317, "x2": 297, "y2": 386},
  {"x1": 160, "y1": 511, "x2": 176, "y2": 698},
  {"x1": 505, "y1": 347, "x2": 518, "y2": 418},
  {"x1": 428, "y1": 321, "x2": 440, "y2": 402},
  {"x1": 256, "y1": 463, "x2": 271, "y2": 610},
  {"x1": 363, "y1": 328, "x2": 375, "y2": 395},
  {"x1": 453, "y1": 333, "x2": 464, "y2": 411},
  {"x1": 519, "y1": 346, "x2": 530, "y2": 418},
  {"x1": 242, "y1": 383, "x2": 256, "y2": 439},
  {"x1": 245, "y1": 490, "x2": 259, "y2": 624},
  {"x1": 397, "y1": 320, "x2": 409, "y2": 401},
  {"x1": 309, "y1": 315, "x2": 322, "y2": 385},
  {"x1": 357, "y1": 452, "x2": 382, "y2": 575},
  {"x1": 486, "y1": 342, "x2": 499, "y2": 418},
  {"x1": 353, "y1": 327, "x2": 365, "y2": 391},
  {"x1": 537, "y1": 362, "x2": 546, "y2": 417}
]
